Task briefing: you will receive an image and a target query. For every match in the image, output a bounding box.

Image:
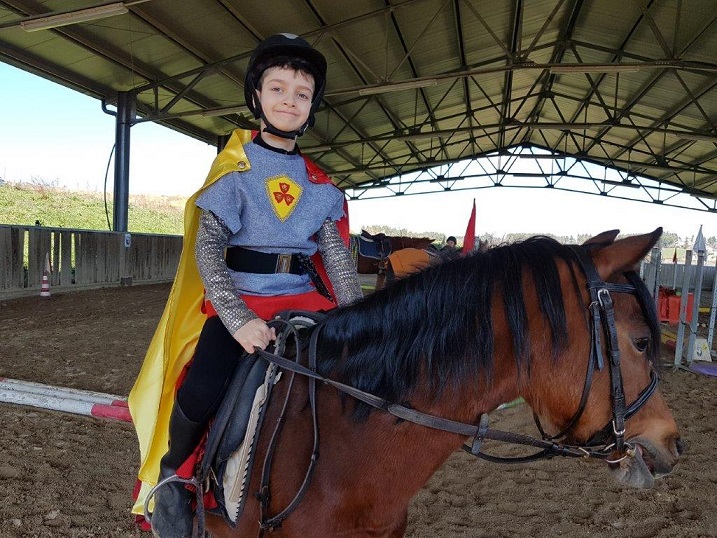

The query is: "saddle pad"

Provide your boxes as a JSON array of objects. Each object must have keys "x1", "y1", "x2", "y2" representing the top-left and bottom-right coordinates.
[
  {"x1": 222, "y1": 362, "x2": 278, "y2": 522},
  {"x1": 356, "y1": 234, "x2": 391, "y2": 259},
  {"x1": 205, "y1": 354, "x2": 273, "y2": 525},
  {"x1": 214, "y1": 356, "x2": 271, "y2": 463},
  {"x1": 388, "y1": 248, "x2": 433, "y2": 279},
  {"x1": 207, "y1": 311, "x2": 322, "y2": 526},
  {"x1": 199, "y1": 354, "x2": 263, "y2": 481}
]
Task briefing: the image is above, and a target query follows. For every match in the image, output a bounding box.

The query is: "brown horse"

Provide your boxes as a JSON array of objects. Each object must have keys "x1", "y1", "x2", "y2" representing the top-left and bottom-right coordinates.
[
  {"x1": 351, "y1": 231, "x2": 434, "y2": 275},
  {"x1": 376, "y1": 240, "x2": 492, "y2": 290},
  {"x1": 204, "y1": 229, "x2": 681, "y2": 537}
]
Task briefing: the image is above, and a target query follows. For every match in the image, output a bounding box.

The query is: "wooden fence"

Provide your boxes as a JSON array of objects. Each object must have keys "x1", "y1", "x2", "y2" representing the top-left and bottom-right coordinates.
[
  {"x1": 1, "y1": 224, "x2": 714, "y2": 301},
  {"x1": 0, "y1": 225, "x2": 183, "y2": 299}
]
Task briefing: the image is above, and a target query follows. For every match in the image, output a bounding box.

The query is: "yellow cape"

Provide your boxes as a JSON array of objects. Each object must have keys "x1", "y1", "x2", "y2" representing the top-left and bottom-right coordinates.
[{"x1": 128, "y1": 129, "x2": 253, "y2": 515}]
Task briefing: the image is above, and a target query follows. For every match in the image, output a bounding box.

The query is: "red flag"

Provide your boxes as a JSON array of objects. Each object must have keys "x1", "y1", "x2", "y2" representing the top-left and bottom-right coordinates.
[{"x1": 462, "y1": 200, "x2": 476, "y2": 255}]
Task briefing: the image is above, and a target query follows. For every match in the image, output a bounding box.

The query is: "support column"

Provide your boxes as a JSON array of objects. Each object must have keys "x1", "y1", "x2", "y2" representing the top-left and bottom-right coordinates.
[{"x1": 113, "y1": 91, "x2": 136, "y2": 232}]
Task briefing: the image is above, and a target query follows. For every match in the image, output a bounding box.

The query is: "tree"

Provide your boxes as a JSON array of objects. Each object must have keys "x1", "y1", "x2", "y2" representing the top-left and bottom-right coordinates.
[{"x1": 660, "y1": 232, "x2": 679, "y2": 248}]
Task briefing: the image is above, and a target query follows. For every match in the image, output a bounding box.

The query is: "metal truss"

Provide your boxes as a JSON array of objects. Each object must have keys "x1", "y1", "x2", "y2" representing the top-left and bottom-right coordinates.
[{"x1": 344, "y1": 145, "x2": 717, "y2": 215}]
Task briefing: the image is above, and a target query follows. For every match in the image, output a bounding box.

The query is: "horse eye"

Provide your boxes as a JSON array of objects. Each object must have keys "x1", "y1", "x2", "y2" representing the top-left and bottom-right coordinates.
[{"x1": 634, "y1": 337, "x2": 650, "y2": 353}]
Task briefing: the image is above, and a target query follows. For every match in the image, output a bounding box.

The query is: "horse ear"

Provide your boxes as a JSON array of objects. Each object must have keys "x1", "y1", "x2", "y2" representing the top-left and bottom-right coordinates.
[
  {"x1": 582, "y1": 229, "x2": 620, "y2": 247},
  {"x1": 591, "y1": 227, "x2": 663, "y2": 279}
]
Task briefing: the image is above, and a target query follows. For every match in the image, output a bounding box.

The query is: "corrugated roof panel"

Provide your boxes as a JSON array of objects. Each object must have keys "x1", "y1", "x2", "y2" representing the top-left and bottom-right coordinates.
[{"x1": 0, "y1": 0, "x2": 714, "y2": 204}]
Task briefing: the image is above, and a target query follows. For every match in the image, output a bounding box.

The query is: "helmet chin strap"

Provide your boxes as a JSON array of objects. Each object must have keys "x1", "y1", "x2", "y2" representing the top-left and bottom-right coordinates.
[{"x1": 260, "y1": 112, "x2": 309, "y2": 140}]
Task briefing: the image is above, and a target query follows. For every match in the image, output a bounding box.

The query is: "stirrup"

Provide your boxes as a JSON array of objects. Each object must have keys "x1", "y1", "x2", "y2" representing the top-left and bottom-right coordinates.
[{"x1": 143, "y1": 474, "x2": 201, "y2": 525}]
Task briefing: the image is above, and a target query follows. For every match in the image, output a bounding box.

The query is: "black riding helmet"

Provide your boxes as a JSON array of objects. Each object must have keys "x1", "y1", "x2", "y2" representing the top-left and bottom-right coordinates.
[{"x1": 244, "y1": 33, "x2": 327, "y2": 139}]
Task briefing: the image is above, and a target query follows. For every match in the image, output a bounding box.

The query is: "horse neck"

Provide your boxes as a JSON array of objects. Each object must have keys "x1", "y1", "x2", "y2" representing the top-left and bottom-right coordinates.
[
  {"x1": 316, "y1": 388, "x2": 472, "y2": 510},
  {"x1": 318, "y1": 370, "x2": 524, "y2": 494}
]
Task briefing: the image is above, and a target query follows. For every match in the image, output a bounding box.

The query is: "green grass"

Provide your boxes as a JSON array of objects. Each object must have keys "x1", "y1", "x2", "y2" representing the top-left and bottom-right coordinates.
[
  {"x1": 0, "y1": 183, "x2": 185, "y2": 235},
  {"x1": 0, "y1": 183, "x2": 694, "y2": 250}
]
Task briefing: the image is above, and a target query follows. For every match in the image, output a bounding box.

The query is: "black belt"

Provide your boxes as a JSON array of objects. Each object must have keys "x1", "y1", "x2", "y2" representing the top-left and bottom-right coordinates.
[{"x1": 225, "y1": 246, "x2": 304, "y2": 275}]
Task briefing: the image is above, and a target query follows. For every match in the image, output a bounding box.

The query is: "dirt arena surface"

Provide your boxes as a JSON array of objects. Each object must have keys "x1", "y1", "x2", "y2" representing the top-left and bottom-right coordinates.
[{"x1": 0, "y1": 283, "x2": 715, "y2": 537}]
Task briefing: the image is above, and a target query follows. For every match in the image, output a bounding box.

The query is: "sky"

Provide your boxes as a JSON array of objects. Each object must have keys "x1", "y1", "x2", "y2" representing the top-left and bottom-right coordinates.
[{"x1": 1, "y1": 61, "x2": 716, "y2": 242}]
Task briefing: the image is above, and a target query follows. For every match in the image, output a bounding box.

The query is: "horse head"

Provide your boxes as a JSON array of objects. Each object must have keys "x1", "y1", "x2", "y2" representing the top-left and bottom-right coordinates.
[{"x1": 526, "y1": 228, "x2": 682, "y2": 489}]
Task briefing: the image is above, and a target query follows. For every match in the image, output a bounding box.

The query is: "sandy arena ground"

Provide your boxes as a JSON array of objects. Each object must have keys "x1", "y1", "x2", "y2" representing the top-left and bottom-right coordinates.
[{"x1": 0, "y1": 283, "x2": 715, "y2": 537}]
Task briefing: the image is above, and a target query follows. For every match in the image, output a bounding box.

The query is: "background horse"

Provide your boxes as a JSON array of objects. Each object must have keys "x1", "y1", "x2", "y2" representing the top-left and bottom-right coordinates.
[
  {"x1": 377, "y1": 247, "x2": 441, "y2": 290},
  {"x1": 351, "y1": 231, "x2": 434, "y2": 275},
  {"x1": 206, "y1": 229, "x2": 681, "y2": 537},
  {"x1": 376, "y1": 239, "x2": 492, "y2": 290}
]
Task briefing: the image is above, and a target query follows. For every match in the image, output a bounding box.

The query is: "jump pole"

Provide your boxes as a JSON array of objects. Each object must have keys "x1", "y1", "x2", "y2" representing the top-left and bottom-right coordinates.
[
  {"x1": 0, "y1": 378, "x2": 131, "y2": 422},
  {"x1": 0, "y1": 378, "x2": 127, "y2": 405}
]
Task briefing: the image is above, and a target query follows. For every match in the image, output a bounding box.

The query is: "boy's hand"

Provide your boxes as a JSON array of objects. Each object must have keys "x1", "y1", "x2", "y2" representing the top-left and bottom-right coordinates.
[{"x1": 233, "y1": 318, "x2": 276, "y2": 354}]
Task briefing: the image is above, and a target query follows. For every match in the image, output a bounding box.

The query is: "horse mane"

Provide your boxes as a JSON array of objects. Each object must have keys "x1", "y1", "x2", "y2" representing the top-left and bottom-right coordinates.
[{"x1": 318, "y1": 236, "x2": 584, "y2": 418}]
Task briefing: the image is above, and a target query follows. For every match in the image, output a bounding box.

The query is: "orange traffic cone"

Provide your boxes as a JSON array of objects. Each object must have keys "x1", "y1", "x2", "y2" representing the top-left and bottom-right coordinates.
[{"x1": 40, "y1": 272, "x2": 51, "y2": 298}]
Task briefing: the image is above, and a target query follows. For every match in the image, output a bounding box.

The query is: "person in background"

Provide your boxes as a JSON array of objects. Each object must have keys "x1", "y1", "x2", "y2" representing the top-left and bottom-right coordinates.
[
  {"x1": 129, "y1": 33, "x2": 363, "y2": 537},
  {"x1": 440, "y1": 235, "x2": 461, "y2": 260}
]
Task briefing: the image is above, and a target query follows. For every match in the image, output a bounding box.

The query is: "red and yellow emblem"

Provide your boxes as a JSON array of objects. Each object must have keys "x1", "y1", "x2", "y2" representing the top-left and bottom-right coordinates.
[{"x1": 266, "y1": 175, "x2": 302, "y2": 221}]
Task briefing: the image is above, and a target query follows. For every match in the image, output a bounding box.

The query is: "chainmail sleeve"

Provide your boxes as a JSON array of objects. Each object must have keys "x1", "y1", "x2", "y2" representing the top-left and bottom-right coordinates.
[
  {"x1": 195, "y1": 209, "x2": 257, "y2": 334},
  {"x1": 316, "y1": 219, "x2": 363, "y2": 306}
]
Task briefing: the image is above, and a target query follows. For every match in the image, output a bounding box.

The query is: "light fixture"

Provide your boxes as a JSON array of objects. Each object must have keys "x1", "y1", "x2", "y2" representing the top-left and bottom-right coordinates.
[
  {"x1": 21, "y1": 3, "x2": 130, "y2": 32},
  {"x1": 358, "y1": 79, "x2": 437, "y2": 96},
  {"x1": 550, "y1": 64, "x2": 642, "y2": 74}
]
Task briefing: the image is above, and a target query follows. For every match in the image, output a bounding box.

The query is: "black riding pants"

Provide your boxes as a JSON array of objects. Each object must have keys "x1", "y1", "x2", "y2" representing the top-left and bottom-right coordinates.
[{"x1": 176, "y1": 316, "x2": 245, "y2": 423}]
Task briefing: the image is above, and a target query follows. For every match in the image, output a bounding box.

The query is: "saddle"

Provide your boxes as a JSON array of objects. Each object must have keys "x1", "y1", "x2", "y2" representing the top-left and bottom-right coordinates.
[
  {"x1": 197, "y1": 311, "x2": 325, "y2": 528},
  {"x1": 355, "y1": 230, "x2": 392, "y2": 260}
]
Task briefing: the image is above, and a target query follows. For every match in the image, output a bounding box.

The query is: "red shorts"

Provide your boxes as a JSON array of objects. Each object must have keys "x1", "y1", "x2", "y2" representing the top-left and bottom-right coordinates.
[{"x1": 202, "y1": 289, "x2": 336, "y2": 320}]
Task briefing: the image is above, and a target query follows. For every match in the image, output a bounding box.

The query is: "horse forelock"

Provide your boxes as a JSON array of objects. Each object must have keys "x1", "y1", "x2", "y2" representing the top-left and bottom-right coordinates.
[
  {"x1": 624, "y1": 270, "x2": 661, "y2": 367},
  {"x1": 317, "y1": 236, "x2": 580, "y2": 419}
]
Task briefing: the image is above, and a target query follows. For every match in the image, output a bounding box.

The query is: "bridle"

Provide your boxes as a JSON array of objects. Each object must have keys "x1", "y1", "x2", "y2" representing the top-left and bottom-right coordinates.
[
  {"x1": 251, "y1": 244, "x2": 659, "y2": 530},
  {"x1": 549, "y1": 246, "x2": 659, "y2": 458}
]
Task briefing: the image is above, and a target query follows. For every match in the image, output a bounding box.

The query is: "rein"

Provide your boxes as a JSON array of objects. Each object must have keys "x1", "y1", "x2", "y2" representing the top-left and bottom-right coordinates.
[{"x1": 255, "y1": 313, "x2": 324, "y2": 535}]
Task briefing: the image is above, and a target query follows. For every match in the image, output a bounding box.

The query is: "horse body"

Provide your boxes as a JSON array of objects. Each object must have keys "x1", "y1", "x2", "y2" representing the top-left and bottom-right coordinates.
[{"x1": 205, "y1": 229, "x2": 681, "y2": 537}]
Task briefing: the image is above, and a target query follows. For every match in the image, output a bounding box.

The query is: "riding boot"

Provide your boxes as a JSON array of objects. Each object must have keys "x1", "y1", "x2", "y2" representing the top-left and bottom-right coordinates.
[{"x1": 151, "y1": 402, "x2": 205, "y2": 538}]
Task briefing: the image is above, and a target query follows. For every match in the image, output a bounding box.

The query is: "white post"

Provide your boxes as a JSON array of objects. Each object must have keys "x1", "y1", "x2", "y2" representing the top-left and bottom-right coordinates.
[
  {"x1": 686, "y1": 227, "x2": 706, "y2": 364},
  {"x1": 707, "y1": 256, "x2": 717, "y2": 350},
  {"x1": 653, "y1": 243, "x2": 662, "y2": 300},
  {"x1": 674, "y1": 250, "x2": 693, "y2": 367}
]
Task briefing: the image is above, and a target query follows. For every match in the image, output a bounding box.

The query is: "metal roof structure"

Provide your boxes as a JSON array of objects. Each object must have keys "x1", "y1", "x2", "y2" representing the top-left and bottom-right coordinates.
[{"x1": 1, "y1": 0, "x2": 717, "y2": 216}]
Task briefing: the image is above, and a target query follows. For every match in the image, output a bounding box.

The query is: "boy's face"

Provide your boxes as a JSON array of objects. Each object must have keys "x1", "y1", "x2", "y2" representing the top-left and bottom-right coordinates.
[{"x1": 257, "y1": 66, "x2": 315, "y2": 135}]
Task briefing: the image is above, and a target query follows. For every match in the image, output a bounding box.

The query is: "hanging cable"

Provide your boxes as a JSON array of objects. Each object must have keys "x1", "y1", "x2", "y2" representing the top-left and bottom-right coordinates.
[{"x1": 103, "y1": 144, "x2": 116, "y2": 231}]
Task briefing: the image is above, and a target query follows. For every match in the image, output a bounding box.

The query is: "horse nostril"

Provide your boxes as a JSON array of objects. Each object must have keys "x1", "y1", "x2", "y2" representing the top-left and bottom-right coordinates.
[{"x1": 675, "y1": 437, "x2": 685, "y2": 457}]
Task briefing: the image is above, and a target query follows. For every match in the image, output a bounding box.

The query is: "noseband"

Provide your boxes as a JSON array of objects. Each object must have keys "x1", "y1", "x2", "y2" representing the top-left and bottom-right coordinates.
[{"x1": 254, "y1": 245, "x2": 659, "y2": 478}]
